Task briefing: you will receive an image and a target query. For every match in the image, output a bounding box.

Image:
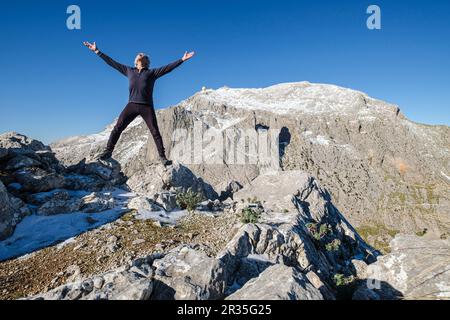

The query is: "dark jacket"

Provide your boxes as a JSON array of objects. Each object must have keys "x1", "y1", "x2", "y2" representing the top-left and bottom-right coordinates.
[{"x1": 97, "y1": 51, "x2": 184, "y2": 105}]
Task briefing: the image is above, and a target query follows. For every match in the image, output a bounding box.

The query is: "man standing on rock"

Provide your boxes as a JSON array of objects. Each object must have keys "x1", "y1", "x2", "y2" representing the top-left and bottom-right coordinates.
[{"x1": 83, "y1": 41, "x2": 195, "y2": 166}]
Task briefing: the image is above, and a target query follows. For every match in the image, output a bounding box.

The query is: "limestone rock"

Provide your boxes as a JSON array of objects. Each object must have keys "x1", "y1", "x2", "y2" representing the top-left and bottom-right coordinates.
[
  {"x1": 360, "y1": 235, "x2": 450, "y2": 300},
  {"x1": 0, "y1": 181, "x2": 15, "y2": 240},
  {"x1": 151, "y1": 245, "x2": 216, "y2": 300},
  {"x1": 14, "y1": 167, "x2": 65, "y2": 193},
  {"x1": 80, "y1": 192, "x2": 115, "y2": 213},
  {"x1": 27, "y1": 257, "x2": 155, "y2": 300},
  {"x1": 226, "y1": 264, "x2": 323, "y2": 300},
  {"x1": 127, "y1": 163, "x2": 217, "y2": 200}
]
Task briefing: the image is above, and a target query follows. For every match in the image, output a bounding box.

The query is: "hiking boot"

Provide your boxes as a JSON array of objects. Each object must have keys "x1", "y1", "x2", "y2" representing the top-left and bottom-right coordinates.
[
  {"x1": 159, "y1": 156, "x2": 173, "y2": 166},
  {"x1": 98, "y1": 149, "x2": 113, "y2": 161}
]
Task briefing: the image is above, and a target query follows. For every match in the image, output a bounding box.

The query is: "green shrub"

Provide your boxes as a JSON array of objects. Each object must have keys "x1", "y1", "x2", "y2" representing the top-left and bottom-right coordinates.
[
  {"x1": 176, "y1": 190, "x2": 203, "y2": 213},
  {"x1": 333, "y1": 274, "x2": 354, "y2": 287},
  {"x1": 325, "y1": 239, "x2": 341, "y2": 252},
  {"x1": 306, "y1": 222, "x2": 332, "y2": 241},
  {"x1": 240, "y1": 207, "x2": 262, "y2": 224}
]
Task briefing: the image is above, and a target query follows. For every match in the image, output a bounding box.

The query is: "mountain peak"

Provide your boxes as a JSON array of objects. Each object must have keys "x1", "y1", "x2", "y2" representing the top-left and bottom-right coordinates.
[{"x1": 186, "y1": 81, "x2": 402, "y2": 118}]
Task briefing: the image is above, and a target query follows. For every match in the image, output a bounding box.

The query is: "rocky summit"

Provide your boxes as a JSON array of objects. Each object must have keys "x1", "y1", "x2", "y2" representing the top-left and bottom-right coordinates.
[{"x1": 1, "y1": 82, "x2": 449, "y2": 300}]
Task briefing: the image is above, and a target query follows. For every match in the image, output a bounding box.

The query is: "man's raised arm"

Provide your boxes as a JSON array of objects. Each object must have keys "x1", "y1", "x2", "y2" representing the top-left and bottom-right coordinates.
[
  {"x1": 83, "y1": 41, "x2": 129, "y2": 77},
  {"x1": 153, "y1": 51, "x2": 195, "y2": 78}
]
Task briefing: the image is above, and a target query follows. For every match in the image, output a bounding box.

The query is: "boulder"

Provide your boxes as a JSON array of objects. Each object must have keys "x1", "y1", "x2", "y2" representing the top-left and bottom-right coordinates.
[
  {"x1": 14, "y1": 167, "x2": 65, "y2": 193},
  {"x1": 37, "y1": 192, "x2": 82, "y2": 216},
  {"x1": 218, "y1": 180, "x2": 243, "y2": 201},
  {"x1": 226, "y1": 264, "x2": 323, "y2": 300},
  {"x1": 27, "y1": 255, "x2": 156, "y2": 300},
  {"x1": 0, "y1": 132, "x2": 50, "y2": 156},
  {"x1": 127, "y1": 196, "x2": 162, "y2": 212},
  {"x1": 157, "y1": 192, "x2": 178, "y2": 212},
  {"x1": 0, "y1": 147, "x2": 8, "y2": 160},
  {"x1": 151, "y1": 245, "x2": 216, "y2": 300},
  {"x1": 0, "y1": 181, "x2": 15, "y2": 240},
  {"x1": 127, "y1": 163, "x2": 218, "y2": 200},
  {"x1": 5, "y1": 155, "x2": 41, "y2": 171},
  {"x1": 80, "y1": 192, "x2": 115, "y2": 213},
  {"x1": 359, "y1": 235, "x2": 450, "y2": 300}
]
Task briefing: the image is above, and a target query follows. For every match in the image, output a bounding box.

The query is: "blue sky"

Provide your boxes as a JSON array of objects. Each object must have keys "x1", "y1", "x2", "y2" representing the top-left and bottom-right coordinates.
[{"x1": 0, "y1": 0, "x2": 449, "y2": 143}]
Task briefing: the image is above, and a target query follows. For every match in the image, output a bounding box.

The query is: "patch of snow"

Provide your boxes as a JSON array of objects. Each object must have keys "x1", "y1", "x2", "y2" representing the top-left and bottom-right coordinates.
[
  {"x1": 246, "y1": 254, "x2": 272, "y2": 263},
  {"x1": 436, "y1": 282, "x2": 450, "y2": 298},
  {"x1": 441, "y1": 171, "x2": 450, "y2": 183},
  {"x1": 134, "y1": 209, "x2": 189, "y2": 225},
  {"x1": 199, "y1": 82, "x2": 396, "y2": 116},
  {"x1": 310, "y1": 135, "x2": 330, "y2": 146},
  {"x1": 0, "y1": 189, "x2": 134, "y2": 261},
  {"x1": 56, "y1": 237, "x2": 77, "y2": 250}
]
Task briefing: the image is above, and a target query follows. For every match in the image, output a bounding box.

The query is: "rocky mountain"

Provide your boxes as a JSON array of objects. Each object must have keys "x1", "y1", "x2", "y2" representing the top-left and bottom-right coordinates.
[
  {"x1": 1, "y1": 82, "x2": 449, "y2": 300},
  {"x1": 52, "y1": 82, "x2": 450, "y2": 249}
]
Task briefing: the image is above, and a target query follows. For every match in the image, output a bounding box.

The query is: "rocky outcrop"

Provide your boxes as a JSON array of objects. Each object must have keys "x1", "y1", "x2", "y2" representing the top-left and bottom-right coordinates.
[
  {"x1": 0, "y1": 132, "x2": 128, "y2": 240},
  {"x1": 26, "y1": 170, "x2": 379, "y2": 300},
  {"x1": 226, "y1": 264, "x2": 323, "y2": 300},
  {"x1": 354, "y1": 235, "x2": 450, "y2": 300},
  {"x1": 126, "y1": 163, "x2": 218, "y2": 201},
  {"x1": 28, "y1": 254, "x2": 158, "y2": 300},
  {"x1": 50, "y1": 82, "x2": 450, "y2": 244},
  {"x1": 0, "y1": 181, "x2": 16, "y2": 240}
]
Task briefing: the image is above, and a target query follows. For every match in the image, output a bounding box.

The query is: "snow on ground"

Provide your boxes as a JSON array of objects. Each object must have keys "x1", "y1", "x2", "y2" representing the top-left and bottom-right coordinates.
[
  {"x1": 198, "y1": 82, "x2": 397, "y2": 116},
  {"x1": 441, "y1": 171, "x2": 450, "y2": 183},
  {"x1": 0, "y1": 189, "x2": 135, "y2": 261},
  {"x1": 134, "y1": 209, "x2": 189, "y2": 225}
]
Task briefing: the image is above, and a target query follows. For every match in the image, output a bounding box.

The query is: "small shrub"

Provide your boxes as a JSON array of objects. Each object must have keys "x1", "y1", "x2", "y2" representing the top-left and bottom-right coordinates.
[
  {"x1": 325, "y1": 239, "x2": 341, "y2": 252},
  {"x1": 176, "y1": 190, "x2": 203, "y2": 213},
  {"x1": 240, "y1": 207, "x2": 262, "y2": 224},
  {"x1": 306, "y1": 222, "x2": 332, "y2": 241},
  {"x1": 333, "y1": 274, "x2": 354, "y2": 287},
  {"x1": 283, "y1": 209, "x2": 289, "y2": 213}
]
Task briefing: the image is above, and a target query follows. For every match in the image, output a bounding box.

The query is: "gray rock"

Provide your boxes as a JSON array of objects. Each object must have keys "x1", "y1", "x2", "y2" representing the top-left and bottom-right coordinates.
[
  {"x1": 0, "y1": 181, "x2": 15, "y2": 240},
  {"x1": 37, "y1": 196, "x2": 81, "y2": 216},
  {"x1": 5, "y1": 155, "x2": 41, "y2": 170},
  {"x1": 126, "y1": 163, "x2": 218, "y2": 200},
  {"x1": 218, "y1": 180, "x2": 243, "y2": 201},
  {"x1": 14, "y1": 167, "x2": 65, "y2": 193},
  {"x1": 27, "y1": 259, "x2": 154, "y2": 300},
  {"x1": 158, "y1": 192, "x2": 178, "y2": 212},
  {"x1": 361, "y1": 235, "x2": 450, "y2": 300},
  {"x1": 0, "y1": 147, "x2": 8, "y2": 160},
  {"x1": 80, "y1": 192, "x2": 115, "y2": 213},
  {"x1": 128, "y1": 196, "x2": 162, "y2": 212},
  {"x1": 0, "y1": 132, "x2": 50, "y2": 156},
  {"x1": 226, "y1": 264, "x2": 323, "y2": 300},
  {"x1": 151, "y1": 245, "x2": 216, "y2": 300}
]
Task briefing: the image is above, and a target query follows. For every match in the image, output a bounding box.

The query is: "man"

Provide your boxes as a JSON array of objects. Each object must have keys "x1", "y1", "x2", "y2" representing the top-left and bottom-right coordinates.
[{"x1": 83, "y1": 41, "x2": 195, "y2": 166}]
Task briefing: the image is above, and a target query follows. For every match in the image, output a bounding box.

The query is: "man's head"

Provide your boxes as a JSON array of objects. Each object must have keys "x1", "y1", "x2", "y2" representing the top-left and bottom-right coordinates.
[{"x1": 135, "y1": 53, "x2": 150, "y2": 69}]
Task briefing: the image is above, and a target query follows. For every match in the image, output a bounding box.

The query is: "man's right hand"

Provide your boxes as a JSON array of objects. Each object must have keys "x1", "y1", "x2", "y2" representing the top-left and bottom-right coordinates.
[{"x1": 83, "y1": 41, "x2": 99, "y2": 53}]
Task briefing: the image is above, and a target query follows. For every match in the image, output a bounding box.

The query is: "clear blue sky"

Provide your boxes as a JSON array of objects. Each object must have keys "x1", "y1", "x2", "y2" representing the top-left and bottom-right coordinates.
[{"x1": 0, "y1": 0, "x2": 449, "y2": 143}]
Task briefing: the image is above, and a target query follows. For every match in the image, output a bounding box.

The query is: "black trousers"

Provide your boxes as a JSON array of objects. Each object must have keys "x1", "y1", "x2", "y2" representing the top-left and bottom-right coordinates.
[{"x1": 106, "y1": 102, "x2": 166, "y2": 157}]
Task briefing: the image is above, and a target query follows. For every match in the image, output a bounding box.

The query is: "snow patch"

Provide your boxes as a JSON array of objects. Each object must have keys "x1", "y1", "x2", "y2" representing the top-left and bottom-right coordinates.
[
  {"x1": 199, "y1": 82, "x2": 397, "y2": 116},
  {"x1": 134, "y1": 209, "x2": 189, "y2": 225},
  {"x1": 0, "y1": 189, "x2": 134, "y2": 261},
  {"x1": 441, "y1": 171, "x2": 450, "y2": 183}
]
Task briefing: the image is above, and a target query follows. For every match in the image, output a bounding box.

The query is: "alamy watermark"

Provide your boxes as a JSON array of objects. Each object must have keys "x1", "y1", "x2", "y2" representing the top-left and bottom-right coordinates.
[
  {"x1": 66, "y1": 5, "x2": 81, "y2": 30},
  {"x1": 367, "y1": 5, "x2": 381, "y2": 30},
  {"x1": 169, "y1": 121, "x2": 282, "y2": 169}
]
